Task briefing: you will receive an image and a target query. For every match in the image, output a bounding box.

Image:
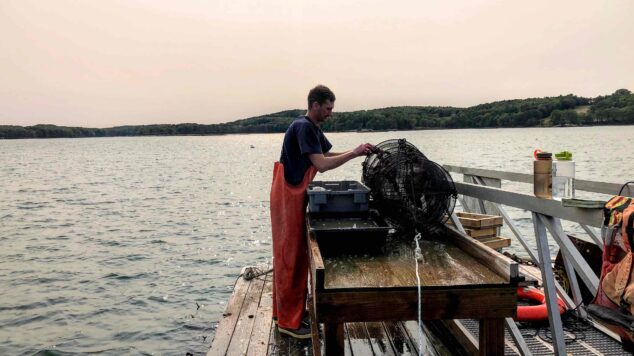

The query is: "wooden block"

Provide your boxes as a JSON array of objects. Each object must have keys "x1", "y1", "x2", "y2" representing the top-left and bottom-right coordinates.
[
  {"x1": 478, "y1": 237, "x2": 511, "y2": 250},
  {"x1": 465, "y1": 227, "x2": 497, "y2": 238},
  {"x1": 455, "y1": 212, "x2": 503, "y2": 228}
]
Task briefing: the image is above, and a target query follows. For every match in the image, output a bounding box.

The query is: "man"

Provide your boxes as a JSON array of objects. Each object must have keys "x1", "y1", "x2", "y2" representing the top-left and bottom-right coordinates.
[{"x1": 270, "y1": 85, "x2": 374, "y2": 339}]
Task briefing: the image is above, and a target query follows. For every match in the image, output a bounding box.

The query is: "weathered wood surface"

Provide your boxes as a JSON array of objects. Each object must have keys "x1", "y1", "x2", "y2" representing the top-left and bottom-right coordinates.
[
  {"x1": 209, "y1": 267, "x2": 433, "y2": 355},
  {"x1": 445, "y1": 226, "x2": 519, "y2": 282},
  {"x1": 465, "y1": 226, "x2": 498, "y2": 238},
  {"x1": 321, "y1": 237, "x2": 507, "y2": 290},
  {"x1": 427, "y1": 319, "x2": 478, "y2": 355},
  {"x1": 310, "y1": 225, "x2": 516, "y2": 355},
  {"x1": 479, "y1": 318, "x2": 505, "y2": 355},
  {"x1": 246, "y1": 273, "x2": 273, "y2": 356},
  {"x1": 308, "y1": 231, "x2": 325, "y2": 291},
  {"x1": 455, "y1": 212, "x2": 503, "y2": 228},
  {"x1": 478, "y1": 236, "x2": 512, "y2": 249},
  {"x1": 316, "y1": 287, "x2": 517, "y2": 323},
  {"x1": 345, "y1": 323, "x2": 374, "y2": 354},
  {"x1": 208, "y1": 267, "x2": 274, "y2": 356},
  {"x1": 226, "y1": 274, "x2": 267, "y2": 355},
  {"x1": 210, "y1": 267, "x2": 253, "y2": 355}
]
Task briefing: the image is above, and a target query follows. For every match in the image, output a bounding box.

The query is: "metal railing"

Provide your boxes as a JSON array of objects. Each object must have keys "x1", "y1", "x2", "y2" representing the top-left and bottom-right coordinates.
[{"x1": 444, "y1": 165, "x2": 623, "y2": 356}]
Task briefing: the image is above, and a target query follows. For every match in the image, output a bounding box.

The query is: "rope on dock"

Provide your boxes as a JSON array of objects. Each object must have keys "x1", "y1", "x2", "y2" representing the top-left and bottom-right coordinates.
[{"x1": 240, "y1": 266, "x2": 273, "y2": 281}]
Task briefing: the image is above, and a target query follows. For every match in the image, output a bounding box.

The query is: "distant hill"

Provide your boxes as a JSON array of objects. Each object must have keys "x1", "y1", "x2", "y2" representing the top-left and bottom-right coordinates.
[{"x1": 2, "y1": 89, "x2": 633, "y2": 139}]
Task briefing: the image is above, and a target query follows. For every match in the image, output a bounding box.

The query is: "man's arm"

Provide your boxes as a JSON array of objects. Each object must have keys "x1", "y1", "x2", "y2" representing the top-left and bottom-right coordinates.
[{"x1": 309, "y1": 143, "x2": 374, "y2": 173}]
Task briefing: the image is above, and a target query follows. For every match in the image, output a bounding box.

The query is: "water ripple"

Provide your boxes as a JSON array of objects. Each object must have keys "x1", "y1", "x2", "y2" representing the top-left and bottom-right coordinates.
[{"x1": 1, "y1": 130, "x2": 632, "y2": 355}]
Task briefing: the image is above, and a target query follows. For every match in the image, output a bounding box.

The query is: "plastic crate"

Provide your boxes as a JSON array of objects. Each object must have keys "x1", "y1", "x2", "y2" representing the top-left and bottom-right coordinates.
[
  {"x1": 307, "y1": 210, "x2": 390, "y2": 255},
  {"x1": 307, "y1": 180, "x2": 370, "y2": 213}
]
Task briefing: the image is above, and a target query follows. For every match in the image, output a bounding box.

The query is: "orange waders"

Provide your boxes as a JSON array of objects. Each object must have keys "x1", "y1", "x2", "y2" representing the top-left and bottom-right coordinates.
[{"x1": 270, "y1": 162, "x2": 317, "y2": 329}]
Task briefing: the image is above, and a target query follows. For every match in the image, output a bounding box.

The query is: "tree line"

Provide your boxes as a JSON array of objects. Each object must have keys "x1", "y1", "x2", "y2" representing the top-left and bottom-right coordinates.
[{"x1": 2, "y1": 89, "x2": 633, "y2": 139}]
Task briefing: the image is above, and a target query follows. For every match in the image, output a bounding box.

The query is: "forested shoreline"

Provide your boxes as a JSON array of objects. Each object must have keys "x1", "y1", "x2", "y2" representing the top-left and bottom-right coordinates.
[{"x1": 2, "y1": 89, "x2": 633, "y2": 139}]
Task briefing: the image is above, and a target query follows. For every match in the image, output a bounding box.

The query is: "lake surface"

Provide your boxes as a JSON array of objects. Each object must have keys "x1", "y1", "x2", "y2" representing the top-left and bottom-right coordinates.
[{"x1": 1, "y1": 126, "x2": 633, "y2": 355}]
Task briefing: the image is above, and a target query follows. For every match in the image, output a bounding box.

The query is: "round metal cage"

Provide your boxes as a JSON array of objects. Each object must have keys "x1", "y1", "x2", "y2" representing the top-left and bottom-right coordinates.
[{"x1": 362, "y1": 139, "x2": 457, "y2": 233}]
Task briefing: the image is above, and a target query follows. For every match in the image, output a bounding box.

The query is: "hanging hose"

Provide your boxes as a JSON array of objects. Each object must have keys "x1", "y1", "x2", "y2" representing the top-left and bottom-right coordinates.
[{"x1": 414, "y1": 231, "x2": 426, "y2": 355}]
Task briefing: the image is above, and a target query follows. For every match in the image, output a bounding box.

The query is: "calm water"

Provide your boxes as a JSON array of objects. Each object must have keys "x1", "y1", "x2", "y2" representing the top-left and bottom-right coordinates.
[{"x1": 1, "y1": 126, "x2": 633, "y2": 355}]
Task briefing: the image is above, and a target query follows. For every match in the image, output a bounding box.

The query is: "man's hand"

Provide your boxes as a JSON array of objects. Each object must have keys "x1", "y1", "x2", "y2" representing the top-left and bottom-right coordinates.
[
  {"x1": 309, "y1": 142, "x2": 376, "y2": 173},
  {"x1": 352, "y1": 143, "x2": 376, "y2": 157}
]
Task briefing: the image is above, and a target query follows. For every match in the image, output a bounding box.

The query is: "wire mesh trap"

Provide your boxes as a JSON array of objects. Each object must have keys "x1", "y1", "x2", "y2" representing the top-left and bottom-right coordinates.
[{"x1": 362, "y1": 138, "x2": 457, "y2": 234}]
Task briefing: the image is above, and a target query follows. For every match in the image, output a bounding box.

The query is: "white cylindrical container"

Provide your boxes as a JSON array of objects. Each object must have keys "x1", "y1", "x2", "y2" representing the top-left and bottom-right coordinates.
[{"x1": 552, "y1": 152, "x2": 575, "y2": 200}]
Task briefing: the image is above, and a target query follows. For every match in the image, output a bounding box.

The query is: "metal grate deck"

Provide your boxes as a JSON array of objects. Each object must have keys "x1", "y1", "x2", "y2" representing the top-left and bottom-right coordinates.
[{"x1": 460, "y1": 318, "x2": 630, "y2": 355}]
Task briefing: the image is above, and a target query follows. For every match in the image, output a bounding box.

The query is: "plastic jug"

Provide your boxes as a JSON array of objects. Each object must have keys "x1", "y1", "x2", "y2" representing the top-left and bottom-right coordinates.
[
  {"x1": 552, "y1": 151, "x2": 575, "y2": 201},
  {"x1": 534, "y1": 150, "x2": 552, "y2": 199}
]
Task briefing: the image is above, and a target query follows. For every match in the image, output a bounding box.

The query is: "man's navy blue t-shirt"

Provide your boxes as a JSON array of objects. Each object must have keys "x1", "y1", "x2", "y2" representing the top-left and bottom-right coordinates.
[{"x1": 280, "y1": 116, "x2": 332, "y2": 185}]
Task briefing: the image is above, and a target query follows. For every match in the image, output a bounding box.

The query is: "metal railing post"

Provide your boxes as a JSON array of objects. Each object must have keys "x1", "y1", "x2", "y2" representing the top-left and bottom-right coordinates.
[
  {"x1": 505, "y1": 318, "x2": 532, "y2": 356},
  {"x1": 472, "y1": 176, "x2": 540, "y2": 264},
  {"x1": 449, "y1": 212, "x2": 467, "y2": 234},
  {"x1": 580, "y1": 224, "x2": 603, "y2": 249},
  {"x1": 532, "y1": 212, "x2": 566, "y2": 355},
  {"x1": 539, "y1": 215, "x2": 599, "y2": 296}
]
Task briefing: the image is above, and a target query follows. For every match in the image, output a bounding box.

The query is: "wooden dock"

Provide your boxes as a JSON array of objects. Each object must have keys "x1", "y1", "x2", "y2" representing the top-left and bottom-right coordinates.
[
  {"x1": 208, "y1": 265, "x2": 630, "y2": 355},
  {"x1": 208, "y1": 267, "x2": 445, "y2": 355}
]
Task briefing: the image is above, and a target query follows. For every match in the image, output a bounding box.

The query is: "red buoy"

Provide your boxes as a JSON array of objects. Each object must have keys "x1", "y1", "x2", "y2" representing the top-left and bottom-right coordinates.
[{"x1": 516, "y1": 287, "x2": 566, "y2": 322}]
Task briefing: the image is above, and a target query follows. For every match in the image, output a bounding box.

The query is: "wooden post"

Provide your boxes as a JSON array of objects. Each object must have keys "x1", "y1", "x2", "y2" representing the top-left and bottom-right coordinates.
[
  {"x1": 324, "y1": 323, "x2": 344, "y2": 355},
  {"x1": 479, "y1": 318, "x2": 505, "y2": 355}
]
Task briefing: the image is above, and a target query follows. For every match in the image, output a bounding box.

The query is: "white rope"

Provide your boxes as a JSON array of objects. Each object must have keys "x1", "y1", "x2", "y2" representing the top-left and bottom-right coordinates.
[{"x1": 414, "y1": 231, "x2": 426, "y2": 355}]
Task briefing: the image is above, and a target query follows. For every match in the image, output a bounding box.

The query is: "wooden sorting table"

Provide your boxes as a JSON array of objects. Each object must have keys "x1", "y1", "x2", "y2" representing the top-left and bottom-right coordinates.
[{"x1": 307, "y1": 224, "x2": 520, "y2": 355}]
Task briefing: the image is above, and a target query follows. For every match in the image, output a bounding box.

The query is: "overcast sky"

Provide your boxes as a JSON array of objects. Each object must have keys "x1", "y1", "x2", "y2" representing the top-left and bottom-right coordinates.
[{"x1": 1, "y1": 0, "x2": 633, "y2": 128}]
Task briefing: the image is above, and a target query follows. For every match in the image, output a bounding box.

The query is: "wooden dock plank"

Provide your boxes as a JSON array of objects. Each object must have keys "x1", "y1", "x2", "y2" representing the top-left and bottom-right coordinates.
[
  {"x1": 404, "y1": 320, "x2": 461, "y2": 356},
  {"x1": 426, "y1": 319, "x2": 478, "y2": 355},
  {"x1": 343, "y1": 325, "x2": 353, "y2": 355},
  {"x1": 397, "y1": 321, "x2": 422, "y2": 356},
  {"x1": 209, "y1": 267, "x2": 251, "y2": 355},
  {"x1": 246, "y1": 274, "x2": 273, "y2": 356},
  {"x1": 345, "y1": 322, "x2": 374, "y2": 355},
  {"x1": 246, "y1": 306, "x2": 272, "y2": 356},
  {"x1": 383, "y1": 322, "x2": 417, "y2": 355},
  {"x1": 365, "y1": 322, "x2": 397, "y2": 355},
  {"x1": 212, "y1": 267, "x2": 514, "y2": 355},
  {"x1": 266, "y1": 321, "x2": 275, "y2": 356},
  {"x1": 227, "y1": 274, "x2": 267, "y2": 355}
]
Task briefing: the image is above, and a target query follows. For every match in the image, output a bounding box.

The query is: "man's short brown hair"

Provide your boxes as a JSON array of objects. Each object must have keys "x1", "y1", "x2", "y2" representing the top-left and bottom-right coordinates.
[{"x1": 307, "y1": 85, "x2": 336, "y2": 109}]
